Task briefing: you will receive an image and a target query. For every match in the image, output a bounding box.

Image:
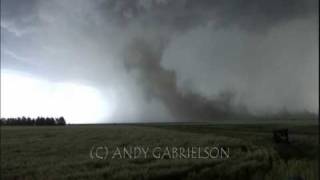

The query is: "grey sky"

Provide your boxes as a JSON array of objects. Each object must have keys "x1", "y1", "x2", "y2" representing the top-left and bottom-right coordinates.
[{"x1": 1, "y1": 0, "x2": 318, "y2": 122}]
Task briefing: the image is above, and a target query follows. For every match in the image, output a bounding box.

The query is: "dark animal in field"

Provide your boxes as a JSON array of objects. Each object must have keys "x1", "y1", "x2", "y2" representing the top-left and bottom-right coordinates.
[{"x1": 273, "y1": 129, "x2": 289, "y2": 143}]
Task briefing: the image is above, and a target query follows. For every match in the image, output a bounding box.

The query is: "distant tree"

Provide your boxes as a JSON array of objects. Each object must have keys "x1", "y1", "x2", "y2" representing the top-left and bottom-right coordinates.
[
  {"x1": 7, "y1": 118, "x2": 12, "y2": 125},
  {"x1": 16, "y1": 117, "x2": 22, "y2": 125},
  {"x1": 26, "y1": 117, "x2": 33, "y2": 125},
  {"x1": 21, "y1": 116, "x2": 27, "y2": 125},
  {"x1": 1, "y1": 116, "x2": 66, "y2": 126},
  {"x1": 35, "y1": 117, "x2": 40, "y2": 125},
  {"x1": 36, "y1": 117, "x2": 46, "y2": 125},
  {"x1": 0, "y1": 118, "x2": 5, "y2": 125},
  {"x1": 46, "y1": 117, "x2": 56, "y2": 125},
  {"x1": 56, "y1": 117, "x2": 66, "y2": 125}
]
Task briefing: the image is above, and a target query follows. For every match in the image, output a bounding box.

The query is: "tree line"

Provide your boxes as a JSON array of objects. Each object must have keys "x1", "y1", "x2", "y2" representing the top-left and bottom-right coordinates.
[{"x1": 0, "y1": 117, "x2": 66, "y2": 126}]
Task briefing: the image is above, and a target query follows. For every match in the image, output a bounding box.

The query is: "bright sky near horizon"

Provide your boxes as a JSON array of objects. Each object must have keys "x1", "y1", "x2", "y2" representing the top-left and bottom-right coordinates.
[{"x1": 1, "y1": 70, "x2": 114, "y2": 124}]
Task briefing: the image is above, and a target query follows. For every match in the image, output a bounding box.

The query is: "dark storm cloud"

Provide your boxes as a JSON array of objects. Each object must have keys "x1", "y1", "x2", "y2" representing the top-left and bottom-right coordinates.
[
  {"x1": 102, "y1": 0, "x2": 318, "y2": 119},
  {"x1": 1, "y1": 0, "x2": 38, "y2": 17},
  {"x1": 1, "y1": 0, "x2": 41, "y2": 36},
  {"x1": 1, "y1": 0, "x2": 318, "y2": 122},
  {"x1": 98, "y1": 0, "x2": 318, "y2": 32}
]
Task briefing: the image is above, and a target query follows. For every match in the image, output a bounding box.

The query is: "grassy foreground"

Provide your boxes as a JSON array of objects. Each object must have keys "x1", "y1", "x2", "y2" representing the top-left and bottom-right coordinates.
[{"x1": 1, "y1": 121, "x2": 319, "y2": 180}]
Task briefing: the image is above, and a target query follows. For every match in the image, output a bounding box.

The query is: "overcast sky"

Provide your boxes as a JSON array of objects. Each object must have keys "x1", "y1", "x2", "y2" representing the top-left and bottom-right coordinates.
[{"x1": 1, "y1": 0, "x2": 318, "y2": 123}]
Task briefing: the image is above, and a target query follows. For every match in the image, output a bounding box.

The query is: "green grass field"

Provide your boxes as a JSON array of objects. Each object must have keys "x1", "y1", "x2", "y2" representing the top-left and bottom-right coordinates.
[{"x1": 1, "y1": 121, "x2": 319, "y2": 180}]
